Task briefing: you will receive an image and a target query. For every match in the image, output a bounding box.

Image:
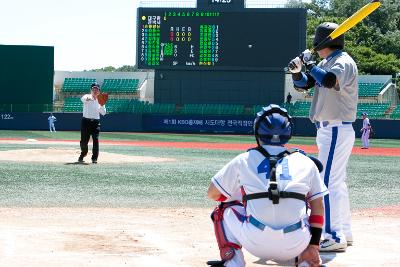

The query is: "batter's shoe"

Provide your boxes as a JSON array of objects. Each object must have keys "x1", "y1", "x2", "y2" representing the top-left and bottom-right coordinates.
[
  {"x1": 319, "y1": 239, "x2": 347, "y2": 252},
  {"x1": 92, "y1": 159, "x2": 97, "y2": 164},
  {"x1": 78, "y1": 156, "x2": 84, "y2": 163}
]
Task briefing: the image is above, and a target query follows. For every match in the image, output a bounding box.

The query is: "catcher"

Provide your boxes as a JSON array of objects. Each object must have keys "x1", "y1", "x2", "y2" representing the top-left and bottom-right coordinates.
[
  {"x1": 78, "y1": 82, "x2": 108, "y2": 164},
  {"x1": 207, "y1": 105, "x2": 327, "y2": 267}
]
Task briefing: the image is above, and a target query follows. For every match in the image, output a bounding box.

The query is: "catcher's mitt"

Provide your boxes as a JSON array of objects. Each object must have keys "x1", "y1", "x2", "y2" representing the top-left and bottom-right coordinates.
[{"x1": 97, "y1": 93, "x2": 109, "y2": 106}]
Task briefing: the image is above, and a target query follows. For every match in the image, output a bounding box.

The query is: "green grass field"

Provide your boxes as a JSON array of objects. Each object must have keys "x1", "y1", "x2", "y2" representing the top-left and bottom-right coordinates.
[{"x1": 0, "y1": 130, "x2": 399, "y2": 210}]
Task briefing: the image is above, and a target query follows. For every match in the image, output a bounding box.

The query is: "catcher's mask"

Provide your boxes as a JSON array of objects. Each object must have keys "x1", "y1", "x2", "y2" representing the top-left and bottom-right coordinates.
[{"x1": 254, "y1": 104, "x2": 293, "y2": 146}]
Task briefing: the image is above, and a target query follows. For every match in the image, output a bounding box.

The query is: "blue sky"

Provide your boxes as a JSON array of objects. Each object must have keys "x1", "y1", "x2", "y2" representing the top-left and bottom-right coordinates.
[
  {"x1": 0, "y1": 0, "x2": 137, "y2": 71},
  {"x1": 0, "y1": 0, "x2": 300, "y2": 71}
]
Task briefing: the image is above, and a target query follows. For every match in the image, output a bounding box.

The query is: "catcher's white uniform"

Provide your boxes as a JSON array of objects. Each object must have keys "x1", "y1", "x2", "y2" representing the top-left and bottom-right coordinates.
[{"x1": 211, "y1": 145, "x2": 328, "y2": 267}]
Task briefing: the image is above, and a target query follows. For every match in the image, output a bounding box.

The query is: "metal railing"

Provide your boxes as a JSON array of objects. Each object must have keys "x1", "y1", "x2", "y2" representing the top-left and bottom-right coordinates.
[
  {"x1": 0, "y1": 104, "x2": 54, "y2": 113},
  {"x1": 379, "y1": 83, "x2": 399, "y2": 106}
]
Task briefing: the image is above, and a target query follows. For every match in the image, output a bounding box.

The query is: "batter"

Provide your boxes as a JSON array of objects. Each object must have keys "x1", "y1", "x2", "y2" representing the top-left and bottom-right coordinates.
[{"x1": 288, "y1": 22, "x2": 358, "y2": 252}]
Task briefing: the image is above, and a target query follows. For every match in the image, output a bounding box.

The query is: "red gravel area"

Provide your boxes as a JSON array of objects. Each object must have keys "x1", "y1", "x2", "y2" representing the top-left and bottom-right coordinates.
[{"x1": 1, "y1": 138, "x2": 399, "y2": 156}]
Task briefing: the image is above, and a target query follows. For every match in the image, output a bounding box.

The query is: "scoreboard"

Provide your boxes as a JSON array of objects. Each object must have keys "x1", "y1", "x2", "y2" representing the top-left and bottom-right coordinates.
[{"x1": 137, "y1": 8, "x2": 306, "y2": 71}]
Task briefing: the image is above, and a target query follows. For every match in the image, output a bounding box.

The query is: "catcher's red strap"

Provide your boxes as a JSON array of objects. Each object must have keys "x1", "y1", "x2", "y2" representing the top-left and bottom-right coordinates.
[{"x1": 210, "y1": 202, "x2": 242, "y2": 262}]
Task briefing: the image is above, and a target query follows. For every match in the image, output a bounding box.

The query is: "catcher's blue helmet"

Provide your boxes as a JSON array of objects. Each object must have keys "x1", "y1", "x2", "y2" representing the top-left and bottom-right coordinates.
[{"x1": 254, "y1": 104, "x2": 293, "y2": 146}]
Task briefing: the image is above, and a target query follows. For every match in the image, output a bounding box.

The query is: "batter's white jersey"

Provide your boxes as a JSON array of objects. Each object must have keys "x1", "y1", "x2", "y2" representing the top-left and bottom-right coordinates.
[
  {"x1": 310, "y1": 51, "x2": 358, "y2": 123},
  {"x1": 211, "y1": 145, "x2": 328, "y2": 264}
]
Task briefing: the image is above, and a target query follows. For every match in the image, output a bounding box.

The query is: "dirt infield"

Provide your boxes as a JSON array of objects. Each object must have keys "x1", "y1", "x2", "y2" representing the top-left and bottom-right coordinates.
[
  {"x1": 0, "y1": 147, "x2": 175, "y2": 164},
  {"x1": 1, "y1": 138, "x2": 399, "y2": 266},
  {"x1": 1, "y1": 138, "x2": 399, "y2": 157},
  {"x1": 0, "y1": 207, "x2": 399, "y2": 267}
]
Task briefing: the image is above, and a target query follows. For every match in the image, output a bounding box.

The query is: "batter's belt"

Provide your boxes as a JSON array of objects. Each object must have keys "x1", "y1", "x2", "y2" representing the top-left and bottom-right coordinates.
[{"x1": 315, "y1": 121, "x2": 352, "y2": 129}]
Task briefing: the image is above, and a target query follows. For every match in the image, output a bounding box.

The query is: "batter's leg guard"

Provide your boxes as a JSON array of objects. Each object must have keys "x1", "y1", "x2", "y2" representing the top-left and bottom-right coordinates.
[{"x1": 207, "y1": 201, "x2": 242, "y2": 266}]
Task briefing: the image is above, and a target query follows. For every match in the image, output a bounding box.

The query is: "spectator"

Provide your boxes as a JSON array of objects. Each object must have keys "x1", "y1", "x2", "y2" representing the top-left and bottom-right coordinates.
[{"x1": 286, "y1": 92, "x2": 292, "y2": 104}]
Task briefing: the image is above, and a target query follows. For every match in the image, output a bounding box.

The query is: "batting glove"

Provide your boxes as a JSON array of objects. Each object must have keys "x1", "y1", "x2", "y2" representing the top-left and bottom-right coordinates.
[
  {"x1": 288, "y1": 57, "x2": 303, "y2": 73},
  {"x1": 300, "y1": 49, "x2": 316, "y2": 71}
]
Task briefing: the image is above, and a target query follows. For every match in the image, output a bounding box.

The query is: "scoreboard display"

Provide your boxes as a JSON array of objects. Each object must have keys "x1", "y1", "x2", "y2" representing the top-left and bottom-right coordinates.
[{"x1": 137, "y1": 8, "x2": 306, "y2": 71}]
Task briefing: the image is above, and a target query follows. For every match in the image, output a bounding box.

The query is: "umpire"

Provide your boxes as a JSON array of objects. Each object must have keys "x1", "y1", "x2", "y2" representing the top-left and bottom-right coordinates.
[{"x1": 78, "y1": 82, "x2": 106, "y2": 164}]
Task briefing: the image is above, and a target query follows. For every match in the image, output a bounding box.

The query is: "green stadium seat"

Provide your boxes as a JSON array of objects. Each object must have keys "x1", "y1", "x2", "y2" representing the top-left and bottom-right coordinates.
[
  {"x1": 102, "y1": 79, "x2": 140, "y2": 93},
  {"x1": 62, "y1": 78, "x2": 96, "y2": 93},
  {"x1": 357, "y1": 102, "x2": 390, "y2": 119},
  {"x1": 308, "y1": 82, "x2": 384, "y2": 97},
  {"x1": 182, "y1": 104, "x2": 245, "y2": 115}
]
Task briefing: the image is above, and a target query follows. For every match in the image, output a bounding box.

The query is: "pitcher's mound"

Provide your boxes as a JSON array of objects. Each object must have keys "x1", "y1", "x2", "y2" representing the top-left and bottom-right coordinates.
[{"x1": 0, "y1": 148, "x2": 175, "y2": 164}]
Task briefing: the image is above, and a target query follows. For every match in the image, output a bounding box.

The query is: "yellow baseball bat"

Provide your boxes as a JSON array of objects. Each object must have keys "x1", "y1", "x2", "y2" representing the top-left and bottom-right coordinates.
[
  {"x1": 313, "y1": 0, "x2": 381, "y2": 51},
  {"x1": 285, "y1": 0, "x2": 381, "y2": 71}
]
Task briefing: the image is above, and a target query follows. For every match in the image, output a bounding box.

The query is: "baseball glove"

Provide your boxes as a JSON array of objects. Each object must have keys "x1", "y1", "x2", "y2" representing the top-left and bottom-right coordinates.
[
  {"x1": 97, "y1": 93, "x2": 109, "y2": 106},
  {"x1": 369, "y1": 127, "x2": 374, "y2": 139}
]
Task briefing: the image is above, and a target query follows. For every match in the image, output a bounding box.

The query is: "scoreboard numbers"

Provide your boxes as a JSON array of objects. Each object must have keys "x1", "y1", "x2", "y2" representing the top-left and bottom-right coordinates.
[{"x1": 137, "y1": 8, "x2": 306, "y2": 71}]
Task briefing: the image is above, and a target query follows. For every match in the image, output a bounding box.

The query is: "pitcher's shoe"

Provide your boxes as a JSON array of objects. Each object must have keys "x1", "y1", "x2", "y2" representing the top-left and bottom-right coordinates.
[
  {"x1": 78, "y1": 156, "x2": 84, "y2": 163},
  {"x1": 320, "y1": 239, "x2": 347, "y2": 252}
]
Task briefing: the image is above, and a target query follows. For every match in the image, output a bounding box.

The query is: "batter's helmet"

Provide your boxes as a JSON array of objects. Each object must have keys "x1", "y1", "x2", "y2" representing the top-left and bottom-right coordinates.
[
  {"x1": 254, "y1": 104, "x2": 293, "y2": 146},
  {"x1": 313, "y1": 22, "x2": 344, "y2": 51}
]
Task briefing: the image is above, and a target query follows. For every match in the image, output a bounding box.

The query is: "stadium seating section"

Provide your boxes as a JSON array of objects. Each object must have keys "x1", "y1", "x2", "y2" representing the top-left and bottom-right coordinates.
[
  {"x1": 308, "y1": 82, "x2": 385, "y2": 97},
  {"x1": 63, "y1": 97, "x2": 176, "y2": 114},
  {"x1": 290, "y1": 101, "x2": 311, "y2": 117},
  {"x1": 357, "y1": 103, "x2": 390, "y2": 118},
  {"x1": 390, "y1": 105, "x2": 400, "y2": 119},
  {"x1": 62, "y1": 96, "x2": 394, "y2": 119},
  {"x1": 62, "y1": 78, "x2": 96, "y2": 93},
  {"x1": 181, "y1": 104, "x2": 245, "y2": 115},
  {"x1": 358, "y1": 82, "x2": 385, "y2": 97},
  {"x1": 277, "y1": 101, "x2": 390, "y2": 119},
  {"x1": 102, "y1": 79, "x2": 140, "y2": 93},
  {"x1": 62, "y1": 78, "x2": 140, "y2": 93},
  {"x1": 127, "y1": 100, "x2": 175, "y2": 114},
  {"x1": 63, "y1": 97, "x2": 83, "y2": 112},
  {"x1": 252, "y1": 103, "x2": 294, "y2": 115}
]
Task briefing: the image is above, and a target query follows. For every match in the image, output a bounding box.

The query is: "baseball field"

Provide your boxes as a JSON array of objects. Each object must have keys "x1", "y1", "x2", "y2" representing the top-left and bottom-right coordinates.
[{"x1": 0, "y1": 130, "x2": 399, "y2": 267}]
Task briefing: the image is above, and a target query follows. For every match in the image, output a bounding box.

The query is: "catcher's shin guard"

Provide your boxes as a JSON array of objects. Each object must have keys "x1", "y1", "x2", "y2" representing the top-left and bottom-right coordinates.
[{"x1": 207, "y1": 201, "x2": 242, "y2": 266}]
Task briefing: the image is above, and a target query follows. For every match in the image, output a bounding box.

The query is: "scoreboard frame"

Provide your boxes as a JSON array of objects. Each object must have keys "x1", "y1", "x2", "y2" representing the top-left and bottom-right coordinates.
[{"x1": 136, "y1": 8, "x2": 306, "y2": 71}]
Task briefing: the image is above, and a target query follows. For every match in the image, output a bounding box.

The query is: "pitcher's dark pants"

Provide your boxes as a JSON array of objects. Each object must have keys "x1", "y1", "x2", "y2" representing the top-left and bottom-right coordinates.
[{"x1": 80, "y1": 118, "x2": 100, "y2": 160}]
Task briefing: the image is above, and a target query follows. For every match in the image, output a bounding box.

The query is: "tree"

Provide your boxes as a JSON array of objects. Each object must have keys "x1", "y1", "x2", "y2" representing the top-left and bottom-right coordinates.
[
  {"x1": 88, "y1": 65, "x2": 139, "y2": 72},
  {"x1": 304, "y1": 1, "x2": 400, "y2": 76},
  {"x1": 347, "y1": 46, "x2": 400, "y2": 75},
  {"x1": 116, "y1": 65, "x2": 137, "y2": 72}
]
